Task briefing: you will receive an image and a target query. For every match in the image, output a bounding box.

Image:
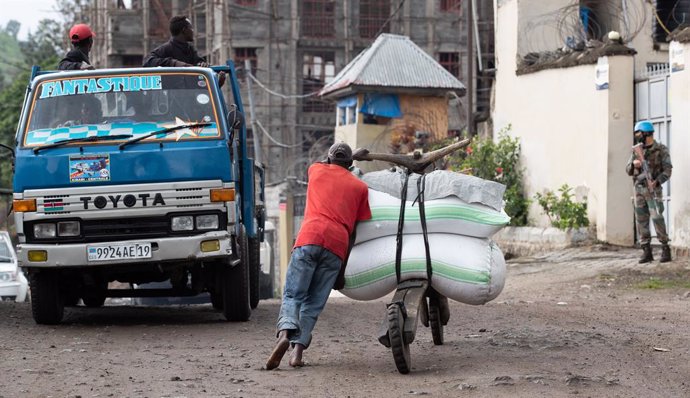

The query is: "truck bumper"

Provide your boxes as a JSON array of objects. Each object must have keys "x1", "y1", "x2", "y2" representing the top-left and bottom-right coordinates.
[{"x1": 18, "y1": 231, "x2": 233, "y2": 268}]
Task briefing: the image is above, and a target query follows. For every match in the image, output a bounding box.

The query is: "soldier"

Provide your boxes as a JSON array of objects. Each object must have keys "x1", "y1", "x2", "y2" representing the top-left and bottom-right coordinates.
[{"x1": 625, "y1": 121, "x2": 673, "y2": 263}]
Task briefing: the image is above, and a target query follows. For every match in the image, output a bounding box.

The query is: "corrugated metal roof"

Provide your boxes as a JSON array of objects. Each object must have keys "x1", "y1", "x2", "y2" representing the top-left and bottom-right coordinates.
[{"x1": 320, "y1": 33, "x2": 466, "y2": 98}]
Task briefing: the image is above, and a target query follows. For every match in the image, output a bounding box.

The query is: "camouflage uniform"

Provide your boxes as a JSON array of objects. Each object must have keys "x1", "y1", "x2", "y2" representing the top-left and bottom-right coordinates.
[{"x1": 625, "y1": 141, "x2": 673, "y2": 245}]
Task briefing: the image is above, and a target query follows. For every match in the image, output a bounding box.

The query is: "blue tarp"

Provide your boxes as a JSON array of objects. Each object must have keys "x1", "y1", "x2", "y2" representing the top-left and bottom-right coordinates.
[
  {"x1": 359, "y1": 93, "x2": 402, "y2": 118},
  {"x1": 337, "y1": 95, "x2": 358, "y2": 108}
]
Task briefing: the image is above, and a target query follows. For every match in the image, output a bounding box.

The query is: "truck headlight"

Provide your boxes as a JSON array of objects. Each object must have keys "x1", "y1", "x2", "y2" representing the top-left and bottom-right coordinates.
[
  {"x1": 57, "y1": 221, "x2": 80, "y2": 237},
  {"x1": 196, "y1": 214, "x2": 219, "y2": 230},
  {"x1": 171, "y1": 216, "x2": 194, "y2": 231},
  {"x1": 34, "y1": 223, "x2": 57, "y2": 239}
]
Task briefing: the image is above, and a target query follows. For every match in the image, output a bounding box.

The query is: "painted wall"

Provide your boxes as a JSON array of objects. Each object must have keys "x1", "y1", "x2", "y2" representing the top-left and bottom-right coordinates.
[
  {"x1": 667, "y1": 41, "x2": 690, "y2": 252},
  {"x1": 495, "y1": 0, "x2": 634, "y2": 245}
]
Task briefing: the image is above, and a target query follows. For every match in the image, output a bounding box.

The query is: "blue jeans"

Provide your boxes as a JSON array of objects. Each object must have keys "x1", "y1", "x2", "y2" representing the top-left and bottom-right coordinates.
[{"x1": 277, "y1": 245, "x2": 342, "y2": 348}]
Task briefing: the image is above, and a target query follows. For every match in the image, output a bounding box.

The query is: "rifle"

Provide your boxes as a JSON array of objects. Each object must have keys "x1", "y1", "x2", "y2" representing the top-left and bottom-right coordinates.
[{"x1": 632, "y1": 143, "x2": 660, "y2": 216}]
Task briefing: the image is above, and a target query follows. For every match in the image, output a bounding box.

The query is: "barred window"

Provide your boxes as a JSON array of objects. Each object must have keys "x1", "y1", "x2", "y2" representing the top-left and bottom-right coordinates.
[
  {"x1": 302, "y1": 0, "x2": 336, "y2": 38},
  {"x1": 441, "y1": 0, "x2": 462, "y2": 13},
  {"x1": 302, "y1": 52, "x2": 335, "y2": 112},
  {"x1": 439, "y1": 52, "x2": 460, "y2": 77},
  {"x1": 234, "y1": 48, "x2": 258, "y2": 77},
  {"x1": 360, "y1": 0, "x2": 390, "y2": 39}
]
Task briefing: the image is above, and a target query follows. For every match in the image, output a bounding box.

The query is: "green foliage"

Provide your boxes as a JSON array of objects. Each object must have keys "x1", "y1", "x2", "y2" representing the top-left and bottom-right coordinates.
[
  {"x1": 0, "y1": 30, "x2": 26, "y2": 88},
  {"x1": 431, "y1": 125, "x2": 530, "y2": 226},
  {"x1": 534, "y1": 184, "x2": 589, "y2": 230},
  {"x1": 20, "y1": 19, "x2": 62, "y2": 67}
]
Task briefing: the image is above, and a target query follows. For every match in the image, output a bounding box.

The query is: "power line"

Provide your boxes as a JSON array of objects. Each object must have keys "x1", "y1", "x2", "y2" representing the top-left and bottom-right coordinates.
[
  {"x1": 255, "y1": 120, "x2": 303, "y2": 149},
  {"x1": 246, "y1": 71, "x2": 321, "y2": 99}
]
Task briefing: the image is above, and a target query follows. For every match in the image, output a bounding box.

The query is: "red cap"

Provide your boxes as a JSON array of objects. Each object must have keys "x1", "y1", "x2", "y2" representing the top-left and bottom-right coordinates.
[{"x1": 69, "y1": 24, "x2": 95, "y2": 43}]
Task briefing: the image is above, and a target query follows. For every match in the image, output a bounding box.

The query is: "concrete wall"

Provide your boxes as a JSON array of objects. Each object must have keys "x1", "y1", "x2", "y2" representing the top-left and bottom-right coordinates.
[
  {"x1": 667, "y1": 40, "x2": 690, "y2": 252},
  {"x1": 494, "y1": 0, "x2": 634, "y2": 245}
]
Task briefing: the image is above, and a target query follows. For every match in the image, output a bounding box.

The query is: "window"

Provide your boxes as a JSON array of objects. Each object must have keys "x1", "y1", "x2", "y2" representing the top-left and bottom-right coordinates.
[
  {"x1": 234, "y1": 48, "x2": 258, "y2": 77},
  {"x1": 336, "y1": 96, "x2": 358, "y2": 126},
  {"x1": 360, "y1": 0, "x2": 390, "y2": 39},
  {"x1": 302, "y1": 52, "x2": 335, "y2": 112},
  {"x1": 439, "y1": 52, "x2": 460, "y2": 77},
  {"x1": 236, "y1": 0, "x2": 257, "y2": 6},
  {"x1": 302, "y1": 0, "x2": 335, "y2": 38},
  {"x1": 441, "y1": 0, "x2": 462, "y2": 13}
]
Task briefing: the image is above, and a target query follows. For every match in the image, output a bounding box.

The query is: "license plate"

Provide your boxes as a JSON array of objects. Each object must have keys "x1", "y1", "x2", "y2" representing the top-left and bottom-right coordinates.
[{"x1": 87, "y1": 243, "x2": 152, "y2": 261}]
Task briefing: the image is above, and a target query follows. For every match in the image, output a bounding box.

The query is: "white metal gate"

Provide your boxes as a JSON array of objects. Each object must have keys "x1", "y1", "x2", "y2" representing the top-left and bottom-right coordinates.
[{"x1": 634, "y1": 64, "x2": 672, "y2": 242}]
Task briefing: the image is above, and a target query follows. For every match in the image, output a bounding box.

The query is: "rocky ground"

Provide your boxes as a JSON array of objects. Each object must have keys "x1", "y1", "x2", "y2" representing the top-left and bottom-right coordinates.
[{"x1": 1, "y1": 244, "x2": 689, "y2": 397}]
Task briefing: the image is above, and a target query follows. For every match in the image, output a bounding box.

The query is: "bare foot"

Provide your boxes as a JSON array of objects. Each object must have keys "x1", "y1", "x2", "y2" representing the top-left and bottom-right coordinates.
[
  {"x1": 289, "y1": 343, "x2": 305, "y2": 367},
  {"x1": 265, "y1": 331, "x2": 290, "y2": 370}
]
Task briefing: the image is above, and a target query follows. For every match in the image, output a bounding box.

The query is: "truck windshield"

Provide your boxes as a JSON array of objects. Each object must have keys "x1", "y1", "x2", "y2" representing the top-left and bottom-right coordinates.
[{"x1": 23, "y1": 72, "x2": 221, "y2": 148}]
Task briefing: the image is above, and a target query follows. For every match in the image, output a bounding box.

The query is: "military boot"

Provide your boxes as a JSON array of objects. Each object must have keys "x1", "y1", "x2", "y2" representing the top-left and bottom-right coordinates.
[
  {"x1": 660, "y1": 244, "x2": 672, "y2": 263},
  {"x1": 639, "y1": 244, "x2": 653, "y2": 264}
]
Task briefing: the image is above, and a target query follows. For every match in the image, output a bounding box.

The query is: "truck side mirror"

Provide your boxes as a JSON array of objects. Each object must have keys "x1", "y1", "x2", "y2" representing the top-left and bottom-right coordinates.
[{"x1": 227, "y1": 105, "x2": 244, "y2": 130}]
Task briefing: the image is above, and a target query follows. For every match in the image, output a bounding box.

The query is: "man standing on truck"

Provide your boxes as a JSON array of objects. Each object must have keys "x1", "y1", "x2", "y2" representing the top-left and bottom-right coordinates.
[
  {"x1": 265, "y1": 142, "x2": 371, "y2": 370},
  {"x1": 58, "y1": 24, "x2": 95, "y2": 71},
  {"x1": 626, "y1": 120, "x2": 673, "y2": 263},
  {"x1": 143, "y1": 16, "x2": 225, "y2": 86}
]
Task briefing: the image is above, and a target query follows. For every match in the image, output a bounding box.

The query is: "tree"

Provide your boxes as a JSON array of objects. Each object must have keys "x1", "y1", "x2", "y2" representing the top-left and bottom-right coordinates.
[
  {"x1": 4, "y1": 20, "x2": 20, "y2": 39},
  {"x1": 20, "y1": 19, "x2": 62, "y2": 66}
]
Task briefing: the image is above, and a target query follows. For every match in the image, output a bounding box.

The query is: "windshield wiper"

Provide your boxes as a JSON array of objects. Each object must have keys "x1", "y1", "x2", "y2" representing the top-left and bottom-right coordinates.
[
  {"x1": 33, "y1": 134, "x2": 133, "y2": 154},
  {"x1": 118, "y1": 123, "x2": 212, "y2": 150}
]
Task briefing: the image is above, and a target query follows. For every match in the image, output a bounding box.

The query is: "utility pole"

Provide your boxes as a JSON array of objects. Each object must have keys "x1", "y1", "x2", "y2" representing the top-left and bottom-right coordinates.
[
  {"x1": 466, "y1": 0, "x2": 475, "y2": 135},
  {"x1": 245, "y1": 59, "x2": 263, "y2": 165}
]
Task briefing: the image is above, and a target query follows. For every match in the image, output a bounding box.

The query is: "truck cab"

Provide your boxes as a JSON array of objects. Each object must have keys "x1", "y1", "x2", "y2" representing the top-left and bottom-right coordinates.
[{"x1": 12, "y1": 63, "x2": 265, "y2": 324}]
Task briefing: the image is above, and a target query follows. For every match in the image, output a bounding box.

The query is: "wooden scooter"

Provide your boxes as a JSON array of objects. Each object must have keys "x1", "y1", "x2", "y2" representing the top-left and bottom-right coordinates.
[{"x1": 353, "y1": 139, "x2": 468, "y2": 374}]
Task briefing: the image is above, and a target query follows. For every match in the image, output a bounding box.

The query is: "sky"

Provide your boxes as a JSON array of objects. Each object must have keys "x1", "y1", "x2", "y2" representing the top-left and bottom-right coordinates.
[{"x1": 0, "y1": 0, "x2": 62, "y2": 40}]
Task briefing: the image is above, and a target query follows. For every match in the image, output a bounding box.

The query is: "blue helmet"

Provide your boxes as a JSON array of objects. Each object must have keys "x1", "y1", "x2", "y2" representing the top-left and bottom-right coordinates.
[{"x1": 634, "y1": 120, "x2": 654, "y2": 133}]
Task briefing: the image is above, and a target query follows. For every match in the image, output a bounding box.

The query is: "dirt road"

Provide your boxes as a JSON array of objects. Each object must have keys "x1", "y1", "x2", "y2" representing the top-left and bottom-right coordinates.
[{"x1": 1, "y1": 245, "x2": 688, "y2": 397}]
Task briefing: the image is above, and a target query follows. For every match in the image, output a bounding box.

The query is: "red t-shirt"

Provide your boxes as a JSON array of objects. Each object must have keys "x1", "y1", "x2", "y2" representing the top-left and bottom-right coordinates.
[{"x1": 294, "y1": 163, "x2": 372, "y2": 260}]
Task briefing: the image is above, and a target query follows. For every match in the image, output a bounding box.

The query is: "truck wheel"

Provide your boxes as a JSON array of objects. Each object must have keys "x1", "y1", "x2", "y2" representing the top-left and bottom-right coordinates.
[
  {"x1": 248, "y1": 237, "x2": 261, "y2": 309},
  {"x1": 82, "y1": 281, "x2": 107, "y2": 308},
  {"x1": 82, "y1": 294, "x2": 106, "y2": 308},
  {"x1": 30, "y1": 270, "x2": 64, "y2": 325},
  {"x1": 210, "y1": 291, "x2": 223, "y2": 310},
  {"x1": 222, "y1": 227, "x2": 251, "y2": 321},
  {"x1": 63, "y1": 292, "x2": 80, "y2": 307}
]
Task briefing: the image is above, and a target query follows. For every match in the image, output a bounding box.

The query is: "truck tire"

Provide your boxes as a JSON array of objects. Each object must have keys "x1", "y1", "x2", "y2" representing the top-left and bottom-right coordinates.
[
  {"x1": 222, "y1": 227, "x2": 251, "y2": 321},
  {"x1": 82, "y1": 294, "x2": 106, "y2": 308},
  {"x1": 210, "y1": 291, "x2": 223, "y2": 310},
  {"x1": 82, "y1": 281, "x2": 107, "y2": 308},
  {"x1": 248, "y1": 237, "x2": 261, "y2": 309},
  {"x1": 30, "y1": 270, "x2": 64, "y2": 325}
]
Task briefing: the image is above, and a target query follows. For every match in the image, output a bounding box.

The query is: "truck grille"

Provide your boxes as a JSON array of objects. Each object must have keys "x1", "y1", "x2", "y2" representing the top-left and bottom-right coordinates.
[
  {"x1": 82, "y1": 216, "x2": 171, "y2": 242},
  {"x1": 25, "y1": 212, "x2": 226, "y2": 244}
]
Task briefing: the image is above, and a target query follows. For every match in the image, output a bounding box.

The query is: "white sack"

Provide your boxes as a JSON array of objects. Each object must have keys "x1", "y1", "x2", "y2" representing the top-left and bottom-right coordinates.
[
  {"x1": 342, "y1": 233, "x2": 506, "y2": 305},
  {"x1": 362, "y1": 169, "x2": 506, "y2": 211},
  {"x1": 357, "y1": 189, "x2": 510, "y2": 244}
]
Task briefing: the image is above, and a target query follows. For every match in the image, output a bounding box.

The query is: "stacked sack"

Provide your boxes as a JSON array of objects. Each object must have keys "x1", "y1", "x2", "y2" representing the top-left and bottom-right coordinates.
[{"x1": 341, "y1": 168, "x2": 510, "y2": 305}]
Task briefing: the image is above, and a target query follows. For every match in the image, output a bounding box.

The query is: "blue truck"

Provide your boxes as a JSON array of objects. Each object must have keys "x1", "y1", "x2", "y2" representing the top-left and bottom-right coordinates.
[{"x1": 8, "y1": 63, "x2": 266, "y2": 324}]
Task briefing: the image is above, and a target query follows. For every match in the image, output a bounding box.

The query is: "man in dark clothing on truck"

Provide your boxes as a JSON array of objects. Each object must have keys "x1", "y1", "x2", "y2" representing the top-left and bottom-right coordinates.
[
  {"x1": 265, "y1": 142, "x2": 371, "y2": 370},
  {"x1": 143, "y1": 15, "x2": 224, "y2": 86},
  {"x1": 143, "y1": 16, "x2": 207, "y2": 67},
  {"x1": 58, "y1": 24, "x2": 95, "y2": 71}
]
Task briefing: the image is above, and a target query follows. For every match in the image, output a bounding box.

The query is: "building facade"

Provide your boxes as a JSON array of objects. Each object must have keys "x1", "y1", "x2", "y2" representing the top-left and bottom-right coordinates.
[{"x1": 84, "y1": 0, "x2": 493, "y2": 184}]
